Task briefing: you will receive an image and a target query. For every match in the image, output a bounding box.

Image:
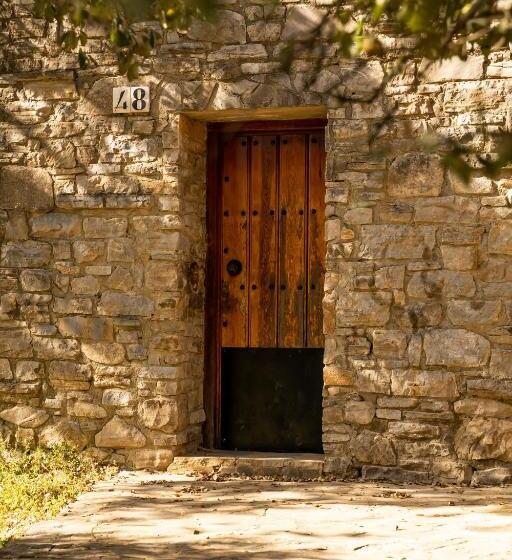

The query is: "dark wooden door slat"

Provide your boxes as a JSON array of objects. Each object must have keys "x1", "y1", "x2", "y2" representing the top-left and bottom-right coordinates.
[
  {"x1": 221, "y1": 136, "x2": 249, "y2": 347},
  {"x1": 278, "y1": 134, "x2": 307, "y2": 348},
  {"x1": 307, "y1": 133, "x2": 326, "y2": 348},
  {"x1": 249, "y1": 135, "x2": 278, "y2": 347}
]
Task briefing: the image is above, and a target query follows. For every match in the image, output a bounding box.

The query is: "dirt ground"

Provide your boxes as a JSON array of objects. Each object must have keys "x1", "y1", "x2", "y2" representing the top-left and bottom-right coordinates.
[{"x1": 1, "y1": 471, "x2": 512, "y2": 559}]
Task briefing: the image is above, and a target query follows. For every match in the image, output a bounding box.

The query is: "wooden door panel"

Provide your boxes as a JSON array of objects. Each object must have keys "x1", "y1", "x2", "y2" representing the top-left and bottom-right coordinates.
[
  {"x1": 221, "y1": 136, "x2": 249, "y2": 347},
  {"x1": 278, "y1": 134, "x2": 307, "y2": 348},
  {"x1": 307, "y1": 134, "x2": 326, "y2": 347},
  {"x1": 249, "y1": 135, "x2": 278, "y2": 347}
]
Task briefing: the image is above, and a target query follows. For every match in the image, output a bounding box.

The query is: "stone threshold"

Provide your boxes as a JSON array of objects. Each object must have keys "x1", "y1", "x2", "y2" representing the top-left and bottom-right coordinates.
[{"x1": 169, "y1": 449, "x2": 326, "y2": 480}]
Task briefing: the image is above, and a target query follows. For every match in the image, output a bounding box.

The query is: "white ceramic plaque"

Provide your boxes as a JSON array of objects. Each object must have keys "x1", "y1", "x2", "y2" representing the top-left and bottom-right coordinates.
[{"x1": 113, "y1": 86, "x2": 150, "y2": 114}]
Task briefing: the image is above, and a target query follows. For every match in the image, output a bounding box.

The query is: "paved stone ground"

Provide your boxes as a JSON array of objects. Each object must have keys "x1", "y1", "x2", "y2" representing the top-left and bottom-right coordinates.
[{"x1": 2, "y1": 472, "x2": 512, "y2": 559}]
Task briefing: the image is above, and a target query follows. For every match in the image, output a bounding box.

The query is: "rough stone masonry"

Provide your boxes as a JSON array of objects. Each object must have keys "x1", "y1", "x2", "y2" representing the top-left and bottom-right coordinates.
[{"x1": 1, "y1": 0, "x2": 512, "y2": 483}]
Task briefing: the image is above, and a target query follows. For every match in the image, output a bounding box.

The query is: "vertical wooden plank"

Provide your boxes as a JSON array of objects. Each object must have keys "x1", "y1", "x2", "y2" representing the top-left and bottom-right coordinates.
[
  {"x1": 221, "y1": 135, "x2": 249, "y2": 347},
  {"x1": 307, "y1": 133, "x2": 326, "y2": 348},
  {"x1": 249, "y1": 135, "x2": 278, "y2": 347},
  {"x1": 278, "y1": 134, "x2": 307, "y2": 348}
]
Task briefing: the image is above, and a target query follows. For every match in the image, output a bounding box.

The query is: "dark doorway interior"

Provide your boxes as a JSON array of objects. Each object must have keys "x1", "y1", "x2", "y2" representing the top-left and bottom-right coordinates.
[{"x1": 221, "y1": 348, "x2": 324, "y2": 453}]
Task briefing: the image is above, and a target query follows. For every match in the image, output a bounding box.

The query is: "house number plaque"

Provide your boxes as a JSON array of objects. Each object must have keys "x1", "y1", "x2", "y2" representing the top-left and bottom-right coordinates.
[{"x1": 113, "y1": 86, "x2": 150, "y2": 114}]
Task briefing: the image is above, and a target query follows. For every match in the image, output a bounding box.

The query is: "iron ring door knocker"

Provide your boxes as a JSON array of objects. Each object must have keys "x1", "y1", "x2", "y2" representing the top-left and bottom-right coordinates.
[{"x1": 226, "y1": 259, "x2": 242, "y2": 276}]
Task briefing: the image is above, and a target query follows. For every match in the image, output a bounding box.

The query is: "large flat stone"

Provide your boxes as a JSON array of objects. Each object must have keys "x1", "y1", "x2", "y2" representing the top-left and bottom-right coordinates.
[
  {"x1": 1, "y1": 241, "x2": 52, "y2": 267},
  {"x1": 454, "y1": 398, "x2": 512, "y2": 418},
  {"x1": 455, "y1": 417, "x2": 512, "y2": 461},
  {"x1": 0, "y1": 405, "x2": 48, "y2": 428},
  {"x1": 388, "y1": 154, "x2": 443, "y2": 197},
  {"x1": 95, "y1": 416, "x2": 146, "y2": 448},
  {"x1": 391, "y1": 370, "x2": 459, "y2": 399},
  {"x1": 359, "y1": 225, "x2": 436, "y2": 260},
  {"x1": 98, "y1": 292, "x2": 154, "y2": 317},
  {"x1": 337, "y1": 292, "x2": 392, "y2": 327},
  {"x1": 30, "y1": 213, "x2": 81, "y2": 238},
  {"x1": 0, "y1": 166, "x2": 53, "y2": 210},
  {"x1": 488, "y1": 222, "x2": 512, "y2": 255},
  {"x1": 423, "y1": 329, "x2": 490, "y2": 368}
]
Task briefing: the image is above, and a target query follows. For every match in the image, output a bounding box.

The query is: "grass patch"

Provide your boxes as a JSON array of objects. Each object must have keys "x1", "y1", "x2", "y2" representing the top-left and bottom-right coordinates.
[{"x1": 0, "y1": 441, "x2": 115, "y2": 547}]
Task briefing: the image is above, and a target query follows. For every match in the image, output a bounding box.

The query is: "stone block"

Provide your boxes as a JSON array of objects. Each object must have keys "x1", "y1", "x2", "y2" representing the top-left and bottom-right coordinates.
[
  {"x1": 68, "y1": 401, "x2": 107, "y2": 419},
  {"x1": 441, "y1": 245, "x2": 477, "y2": 270},
  {"x1": 414, "y1": 196, "x2": 479, "y2": 224},
  {"x1": 107, "y1": 239, "x2": 135, "y2": 262},
  {"x1": 30, "y1": 213, "x2": 81, "y2": 238},
  {"x1": 423, "y1": 329, "x2": 490, "y2": 368},
  {"x1": 375, "y1": 266, "x2": 405, "y2": 289},
  {"x1": 359, "y1": 225, "x2": 435, "y2": 260},
  {"x1": 102, "y1": 389, "x2": 133, "y2": 407},
  {"x1": 420, "y1": 55, "x2": 484, "y2": 82},
  {"x1": 95, "y1": 416, "x2": 146, "y2": 448},
  {"x1": 0, "y1": 405, "x2": 48, "y2": 428},
  {"x1": 15, "y1": 361, "x2": 43, "y2": 382},
  {"x1": 387, "y1": 153, "x2": 443, "y2": 197},
  {"x1": 472, "y1": 467, "x2": 512, "y2": 486},
  {"x1": 372, "y1": 330, "x2": 407, "y2": 358},
  {"x1": 54, "y1": 297, "x2": 93, "y2": 315},
  {"x1": 489, "y1": 350, "x2": 512, "y2": 380},
  {"x1": 39, "y1": 419, "x2": 88, "y2": 450},
  {"x1": 489, "y1": 222, "x2": 512, "y2": 255},
  {"x1": 447, "y1": 300, "x2": 503, "y2": 330},
  {"x1": 138, "y1": 397, "x2": 185, "y2": 430},
  {"x1": 0, "y1": 329, "x2": 33, "y2": 358},
  {"x1": 70, "y1": 275, "x2": 100, "y2": 295},
  {"x1": 407, "y1": 271, "x2": 476, "y2": 299},
  {"x1": 98, "y1": 292, "x2": 154, "y2": 317},
  {"x1": 0, "y1": 359, "x2": 13, "y2": 380},
  {"x1": 144, "y1": 262, "x2": 181, "y2": 291},
  {"x1": 188, "y1": 10, "x2": 246, "y2": 43},
  {"x1": 82, "y1": 342, "x2": 125, "y2": 365},
  {"x1": 73, "y1": 240, "x2": 104, "y2": 263},
  {"x1": 455, "y1": 417, "x2": 512, "y2": 461},
  {"x1": 337, "y1": 292, "x2": 391, "y2": 327},
  {"x1": 33, "y1": 337, "x2": 80, "y2": 359},
  {"x1": 20, "y1": 269, "x2": 51, "y2": 292},
  {"x1": 391, "y1": 370, "x2": 459, "y2": 399},
  {"x1": 352, "y1": 431, "x2": 396, "y2": 465},
  {"x1": 83, "y1": 217, "x2": 127, "y2": 238},
  {"x1": 355, "y1": 369, "x2": 391, "y2": 394},
  {"x1": 388, "y1": 421, "x2": 439, "y2": 439},
  {"x1": 1, "y1": 241, "x2": 52, "y2": 267},
  {"x1": 0, "y1": 166, "x2": 53, "y2": 210},
  {"x1": 344, "y1": 400, "x2": 375, "y2": 425},
  {"x1": 127, "y1": 449, "x2": 174, "y2": 470},
  {"x1": 57, "y1": 317, "x2": 113, "y2": 341},
  {"x1": 454, "y1": 398, "x2": 512, "y2": 418}
]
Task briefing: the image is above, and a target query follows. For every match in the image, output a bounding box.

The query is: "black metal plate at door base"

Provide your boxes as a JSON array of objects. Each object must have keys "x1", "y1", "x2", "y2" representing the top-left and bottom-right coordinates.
[{"x1": 221, "y1": 348, "x2": 323, "y2": 453}]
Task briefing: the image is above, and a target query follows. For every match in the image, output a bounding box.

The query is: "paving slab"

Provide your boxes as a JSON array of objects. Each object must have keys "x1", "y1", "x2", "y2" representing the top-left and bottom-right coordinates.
[{"x1": 2, "y1": 471, "x2": 512, "y2": 559}]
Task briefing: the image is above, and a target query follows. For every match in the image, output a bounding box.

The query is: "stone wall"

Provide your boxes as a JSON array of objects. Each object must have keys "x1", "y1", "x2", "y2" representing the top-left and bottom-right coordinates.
[{"x1": 1, "y1": 0, "x2": 512, "y2": 482}]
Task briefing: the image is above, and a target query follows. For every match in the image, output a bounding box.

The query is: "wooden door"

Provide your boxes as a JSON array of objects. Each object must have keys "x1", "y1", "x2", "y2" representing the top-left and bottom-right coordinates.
[
  {"x1": 216, "y1": 123, "x2": 325, "y2": 349},
  {"x1": 205, "y1": 119, "x2": 326, "y2": 447}
]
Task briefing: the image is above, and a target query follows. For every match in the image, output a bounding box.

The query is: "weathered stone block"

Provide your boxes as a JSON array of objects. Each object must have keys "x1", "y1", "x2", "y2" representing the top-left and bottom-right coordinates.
[
  {"x1": 20, "y1": 269, "x2": 51, "y2": 292},
  {"x1": 30, "y1": 213, "x2": 81, "y2": 238},
  {"x1": 488, "y1": 222, "x2": 512, "y2": 255},
  {"x1": 39, "y1": 419, "x2": 88, "y2": 450},
  {"x1": 420, "y1": 55, "x2": 484, "y2": 82},
  {"x1": 138, "y1": 397, "x2": 185, "y2": 430},
  {"x1": 447, "y1": 300, "x2": 503, "y2": 330},
  {"x1": 0, "y1": 166, "x2": 53, "y2": 210},
  {"x1": 489, "y1": 350, "x2": 512, "y2": 380},
  {"x1": 356, "y1": 369, "x2": 391, "y2": 394},
  {"x1": 83, "y1": 217, "x2": 127, "y2": 238},
  {"x1": 454, "y1": 398, "x2": 512, "y2": 418},
  {"x1": 98, "y1": 292, "x2": 154, "y2": 317},
  {"x1": 455, "y1": 418, "x2": 512, "y2": 461},
  {"x1": 145, "y1": 262, "x2": 181, "y2": 291},
  {"x1": 344, "y1": 400, "x2": 375, "y2": 425},
  {"x1": 337, "y1": 292, "x2": 391, "y2": 327},
  {"x1": 33, "y1": 337, "x2": 80, "y2": 359},
  {"x1": 388, "y1": 421, "x2": 439, "y2": 439},
  {"x1": 0, "y1": 359, "x2": 13, "y2": 380},
  {"x1": 54, "y1": 297, "x2": 93, "y2": 315},
  {"x1": 414, "y1": 196, "x2": 479, "y2": 224},
  {"x1": 0, "y1": 405, "x2": 48, "y2": 428},
  {"x1": 57, "y1": 317, "x2": 113, "y2": 341},
  {"x1": 188, "y1": 11, "x2": 246, "y2": 43},
  {"x1": 423, "y1": 329, "x2": 490, "y2": 368},
  {"x1": 359, "y1": 225, "x2": 436, "y2": 260},
  {"x1": 387, "y1": 153, "x2": 443, "y2": 197},
  {"x1": 372, "y1": 330, "x2": 407, "y2": 358},
  {"x1": 1, "y1": 241, "x2": 52, "y2": 267},
  {"x1": 126, "y1": 449, "x2": 174, "y2": 470},
  {"x1": 82, "y1": 342, "x2": 125, "y2": 365},
  {"x1": 95, "y1": 416, "x2": 146, "y2": 448},
  {"x1": 472, "y1": 467, "x2": 512, "y2": 486},
  {"x1": 391, "y1": 370, "x2": 459, "y2": 399},
  {"x1": 352, "y1": 431, "x2": 396, "y2": 466},
  {"x1": 102, "y1": 389, "x2": 133, "y2": 407},
  {"x1": 0, "y1": 329, "x2": 33, "y2": 358},
  {"x1": 68, "y1": 401, "x2": 107, "y2": 419},
  {"x1": 441, "y1": 245, "x2": 477, "y2": 271}
]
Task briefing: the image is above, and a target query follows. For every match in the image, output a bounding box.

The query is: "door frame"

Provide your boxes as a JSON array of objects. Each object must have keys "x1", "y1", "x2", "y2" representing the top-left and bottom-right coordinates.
[{"x1": 203, "y1": 118, "x2": 328, "y2": 448}]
